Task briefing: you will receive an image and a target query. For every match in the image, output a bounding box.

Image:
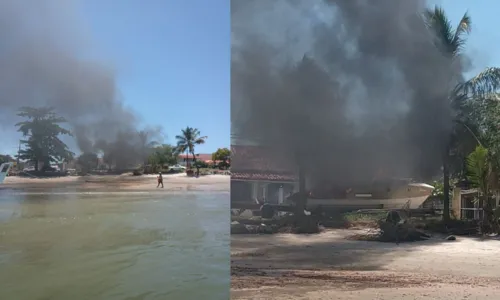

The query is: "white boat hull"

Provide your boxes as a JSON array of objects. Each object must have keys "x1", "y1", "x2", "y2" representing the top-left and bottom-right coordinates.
[
  {"x1": 0, "y1": 162, "x2": 13, "y2": 184},
  {"x1": 306, "y1": 195, "x2": 428, "y2": 210}
]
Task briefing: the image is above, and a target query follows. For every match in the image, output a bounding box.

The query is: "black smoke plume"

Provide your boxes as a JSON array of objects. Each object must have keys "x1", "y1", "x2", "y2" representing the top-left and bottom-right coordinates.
[
  {"x1": 0, "y1": 0, "x2": 162, "y2": 168},
  {"x1": 232, "y1": 0, "x2": 463, "y2": 189}
]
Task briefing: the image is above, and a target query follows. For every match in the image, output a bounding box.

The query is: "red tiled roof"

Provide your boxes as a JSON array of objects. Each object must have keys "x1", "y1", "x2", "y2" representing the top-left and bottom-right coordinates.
[
  {"x1": 178, "y1": 153, "x2": 212, "y2": 161},
  {"x1": 231, "y1": 145, "x2": 296, "y2": 182}
]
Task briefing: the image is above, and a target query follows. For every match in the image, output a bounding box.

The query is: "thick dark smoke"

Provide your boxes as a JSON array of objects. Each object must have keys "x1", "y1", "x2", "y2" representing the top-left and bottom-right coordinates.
[
  {"x1": 0, "y1": 0, "x2": 162, "y2": 167},
  {"x1": 232, "y1": 0, "x2": 464, "y2": 189}
]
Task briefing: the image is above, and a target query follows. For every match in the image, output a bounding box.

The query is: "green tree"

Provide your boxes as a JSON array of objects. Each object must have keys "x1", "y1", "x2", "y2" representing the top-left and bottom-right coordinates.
[
  {"x1": 148, "y1": 144, "x2": 178, "y2": 172},
  {"x1": 212, "y1": 147, "x2": 231, "y2": 169},
  {"x1": 16, "y1": 107, "x2": 74, "y2": 172},
  {"x1": 0, "y1": 154, "x2": 14, "y2": 165},
  {"x1": 425, "y1": 7, "x2": 500, "y2": 222},
  {"x1": 466, "y1": 145, "x2": 489, "y2": 196},
  {"x1": 465, "y1": 145, "x2": 499, "y2": 232},
  {"x1": 193, "y1": 159, "x2": 209, "y2": 169},
  {"x1": 77, "y1": 152, "x2": 99, "y2": 174},
  {"x1": 175, "y1": 127, "x2": 207, "y2": 171}
]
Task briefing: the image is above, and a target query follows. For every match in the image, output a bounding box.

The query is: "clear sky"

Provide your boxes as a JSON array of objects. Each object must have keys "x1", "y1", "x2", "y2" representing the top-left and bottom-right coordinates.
[
  {"x1": 79, "y1": 0, "x2": 230, "y2": 154},
  {"x1": 435, "y1": 0, "x2": 500, "y2": 78}
]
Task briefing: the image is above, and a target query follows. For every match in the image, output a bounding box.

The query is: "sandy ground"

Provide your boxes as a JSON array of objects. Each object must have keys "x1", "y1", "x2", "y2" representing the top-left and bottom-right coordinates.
[
  {"x1": 231, "y1": 229, "x2": 500, "y2": 299},
  {"x1": 1, "y1": 173, "x2": 229, "y2": 192}
]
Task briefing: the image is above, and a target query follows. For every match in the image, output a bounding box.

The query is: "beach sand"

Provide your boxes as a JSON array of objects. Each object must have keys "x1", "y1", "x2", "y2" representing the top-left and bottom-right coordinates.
[
  {"x1": 2, "y1": 173, "x2": 230, "y2": 192},
  {"x1": 231, "y1": 229, "x2": 500, "y2": 299}
]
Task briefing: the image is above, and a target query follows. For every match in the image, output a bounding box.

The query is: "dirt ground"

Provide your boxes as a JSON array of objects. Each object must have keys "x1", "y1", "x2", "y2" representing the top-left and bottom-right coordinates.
[
  {"x1": 231, "y1": 229, "x2": 500, "y2": 299},
  {"x1": 2, "y1": 173, "x2": 230, "y2": 192}
]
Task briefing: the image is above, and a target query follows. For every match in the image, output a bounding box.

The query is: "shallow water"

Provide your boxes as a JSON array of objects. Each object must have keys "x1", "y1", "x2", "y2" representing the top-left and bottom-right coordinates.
[{"x1": 0, "y1": 189, "x2": 230, "y2": 300}]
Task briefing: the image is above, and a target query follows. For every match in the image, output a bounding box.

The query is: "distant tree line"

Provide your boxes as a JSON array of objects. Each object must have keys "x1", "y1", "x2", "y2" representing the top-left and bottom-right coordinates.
[{"x1": 4, "y1": 107, "x2": 229, "y2": 176}]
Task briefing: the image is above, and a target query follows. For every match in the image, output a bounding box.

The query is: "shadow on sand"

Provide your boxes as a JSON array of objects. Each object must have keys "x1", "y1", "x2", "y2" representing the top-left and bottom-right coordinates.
[{"x1": 231, "y1": 229, "x2": 456, "y2": 291}]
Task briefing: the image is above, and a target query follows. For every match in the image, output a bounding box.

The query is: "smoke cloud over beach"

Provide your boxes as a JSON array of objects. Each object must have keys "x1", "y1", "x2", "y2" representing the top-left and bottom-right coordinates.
[
  {"x1": 231, "y1": 0, "x2": 465, "y2": 188},
  {"x1": 0, "y1": 0, "x2": 161, "y2": 164}
]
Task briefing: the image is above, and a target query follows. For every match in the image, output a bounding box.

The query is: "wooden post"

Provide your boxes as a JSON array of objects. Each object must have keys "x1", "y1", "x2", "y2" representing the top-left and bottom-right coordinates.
[{"x1": 451, "y1": 187, "x2": 461, "y2": 220}]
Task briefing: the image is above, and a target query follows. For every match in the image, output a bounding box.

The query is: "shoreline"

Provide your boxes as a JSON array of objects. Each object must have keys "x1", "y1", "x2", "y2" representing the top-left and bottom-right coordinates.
[
  {"x1": 2, "y1": 173, "x2": 230, "y2": 192},
  {"x1": 231, "y1": 228, "x2": 500, "y2": 299}
]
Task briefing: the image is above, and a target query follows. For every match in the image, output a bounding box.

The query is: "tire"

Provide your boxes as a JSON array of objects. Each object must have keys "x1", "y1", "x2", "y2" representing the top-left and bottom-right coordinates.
[{"x1": 261, "y1": 204, "x2": 275, "y2": 219}]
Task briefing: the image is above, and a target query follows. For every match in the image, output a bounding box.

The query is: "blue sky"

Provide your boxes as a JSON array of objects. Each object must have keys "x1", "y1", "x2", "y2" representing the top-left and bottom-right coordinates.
[
  {"x1": 435, "y1": 0, "x2": 500, "y2": 78},
  {"x1": 79, "y1": 0, "x2": 229, "y2": 154}
]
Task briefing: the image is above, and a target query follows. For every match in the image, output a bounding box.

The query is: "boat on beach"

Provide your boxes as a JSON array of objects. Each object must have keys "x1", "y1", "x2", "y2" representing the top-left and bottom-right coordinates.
[
  {"x1": 0, "y1": 162, "x2": 13, "y2": 184},
  {"x1": 304, "y1": 178, "x2": 435, "y2": 211}
]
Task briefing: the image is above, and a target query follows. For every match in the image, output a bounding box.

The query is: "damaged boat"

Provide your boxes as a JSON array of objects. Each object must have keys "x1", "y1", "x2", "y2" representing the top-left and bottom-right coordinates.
[{"x1": 302, "y1": 178, "x2": 435, "y2": 211}]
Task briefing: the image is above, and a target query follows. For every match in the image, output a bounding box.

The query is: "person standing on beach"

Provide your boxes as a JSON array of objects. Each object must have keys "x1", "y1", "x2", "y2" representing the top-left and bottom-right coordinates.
[{"x1": 157, "y1": 172, "x2": 164, "y2": 188}]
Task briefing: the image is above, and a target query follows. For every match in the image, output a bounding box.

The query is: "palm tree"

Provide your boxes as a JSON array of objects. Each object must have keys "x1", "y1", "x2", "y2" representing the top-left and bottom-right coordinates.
[
  {"x1": 175, "y1": 127, "x2": 207, "y2": 170},
  {"x1": 425, "y1": 6, "x2": 500, "y2": 222},
  {"x1": 465, "y1": 145, "x2": 499, "y2": 232}
]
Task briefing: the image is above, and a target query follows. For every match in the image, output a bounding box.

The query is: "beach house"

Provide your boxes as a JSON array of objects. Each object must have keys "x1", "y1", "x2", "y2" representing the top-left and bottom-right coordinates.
[{"x1": 230, "y1": 144, "x2": 298, "y2": 206}]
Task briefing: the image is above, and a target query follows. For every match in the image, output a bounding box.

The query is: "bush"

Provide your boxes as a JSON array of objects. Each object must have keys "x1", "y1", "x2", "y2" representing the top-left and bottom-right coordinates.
[
  {"x1": 218, "y1": 161, "x2": 230, "y2": 169},
  {"x1": 166, "y1": 168, "x2": 183, "y2": 174},
  {"x1": 194, "y1": 160, "x2": 209, "y2": 168}
]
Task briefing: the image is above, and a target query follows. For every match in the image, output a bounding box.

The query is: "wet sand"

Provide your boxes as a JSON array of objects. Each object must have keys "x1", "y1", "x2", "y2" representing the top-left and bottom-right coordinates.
[
  {"x1": 231, "y1": 229, "x2": 500, "y2": 299},
  {"x1": 2, "y1": 173, "x2": 229, "y2": 192}
]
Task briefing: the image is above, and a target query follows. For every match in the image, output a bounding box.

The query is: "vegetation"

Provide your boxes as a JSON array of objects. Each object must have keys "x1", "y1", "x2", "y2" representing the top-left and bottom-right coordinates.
[
  {"x1": 8, "y1": 109, "x2": 217, "y2": 177},
  {"x1": 148, "y1": 144, "x2": 178, "y2": 172},
  {"x1": 16, "y1": 107, "x2": 74, "y2": 172},
  {"x1": 193, "y1": 159, "x2": 209, "y2": 169},
  {"x1": 212, "y1": 147, "x2": 231, "y2": 169},
  {"x1": 175, "y1": 127, "x2": 207, "y2": 175},
  {"x1": 424, "y1": 6, "x2": 500, "y2": 222},
  {"x1": 0, "y1": 154, "x2": 15, "y2": 165}
]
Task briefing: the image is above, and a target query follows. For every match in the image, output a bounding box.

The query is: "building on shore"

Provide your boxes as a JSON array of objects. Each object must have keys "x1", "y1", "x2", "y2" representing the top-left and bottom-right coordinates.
[{"x1": 230, "y1": 144, "x2": 298, "y2": 205}]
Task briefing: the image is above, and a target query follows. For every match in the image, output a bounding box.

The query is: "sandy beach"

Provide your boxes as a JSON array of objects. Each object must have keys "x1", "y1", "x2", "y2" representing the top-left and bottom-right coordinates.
[
  {"x1": 231, "y1": 229, "x2": 500, "y2": 299},
  {"x1": 1, "y1": 173, "x2": 230, "y2": 192}
]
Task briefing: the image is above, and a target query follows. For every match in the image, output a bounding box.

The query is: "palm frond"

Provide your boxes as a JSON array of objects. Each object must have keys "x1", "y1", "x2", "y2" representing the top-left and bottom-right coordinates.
[
  {"x1": 466, "y1": 145, "x2": 489, "y2": 193},
  {"x1": 460, "y1": 67, "x2": 500, "y2": 96},
  {"x1": 425, "y1": 6, "x2": 471, "y2": 57},
  {"x1": 194, "y1": 136, "x2": 208, "y2": 145},
  {"x1": 451, "y1": 12, "x2": 471, "y2": 56},
  {"x1": 174, "y1": 126, "x2": 207, "y2": 161},
  {"x1": 425, "y1": 7, "x2": 454, "y2": 52}
]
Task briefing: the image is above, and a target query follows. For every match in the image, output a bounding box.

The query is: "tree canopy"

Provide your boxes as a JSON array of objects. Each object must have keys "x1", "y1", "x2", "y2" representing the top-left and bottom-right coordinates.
[
  {"x1": 212, "y1": 147, "x2": 231, "y2": 162},
  {"x1": 16, "y1": 107, "x2": 74, "y2": 171},
  {"x1": 424, "y1": 6, "x2": 500, "y2": 221},
  {"x1": 148, "y1": 144, "x2": 178, "y2": 172},
  {"x1": 212, "y1": 147, "x2": 231, "y2": 169},
  {"x1": 175, "y1": 127, "x2": 207, "y2": 168},
  {"x1": 0, "y1": 154, "x2": 14, "y2": 165}
]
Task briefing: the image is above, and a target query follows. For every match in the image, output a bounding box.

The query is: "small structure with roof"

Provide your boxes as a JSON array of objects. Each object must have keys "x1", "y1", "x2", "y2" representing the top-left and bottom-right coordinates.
[{"x1": 231, "y1": 145, "x2": 298, "y2": 206}]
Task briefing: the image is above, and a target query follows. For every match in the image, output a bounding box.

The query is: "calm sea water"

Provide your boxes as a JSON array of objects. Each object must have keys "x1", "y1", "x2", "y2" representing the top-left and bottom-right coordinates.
[{"x1": 0, "y1": 190, "x2": 229, "y2": 300}]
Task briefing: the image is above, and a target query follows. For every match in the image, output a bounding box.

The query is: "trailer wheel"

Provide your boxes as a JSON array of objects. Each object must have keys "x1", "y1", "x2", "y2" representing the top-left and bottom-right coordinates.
[{"x1": 261, "y1": 204, "x2": 275, "y2": 219}]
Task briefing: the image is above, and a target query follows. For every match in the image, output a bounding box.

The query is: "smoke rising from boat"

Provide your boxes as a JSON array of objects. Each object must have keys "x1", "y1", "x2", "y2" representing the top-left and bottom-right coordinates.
[
  {"x1": 231, "y1": 0, "x2": 464, "y2": 188},
  {"x1": 0, "y1": 0, "x2": 161, "y2": 166}
]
